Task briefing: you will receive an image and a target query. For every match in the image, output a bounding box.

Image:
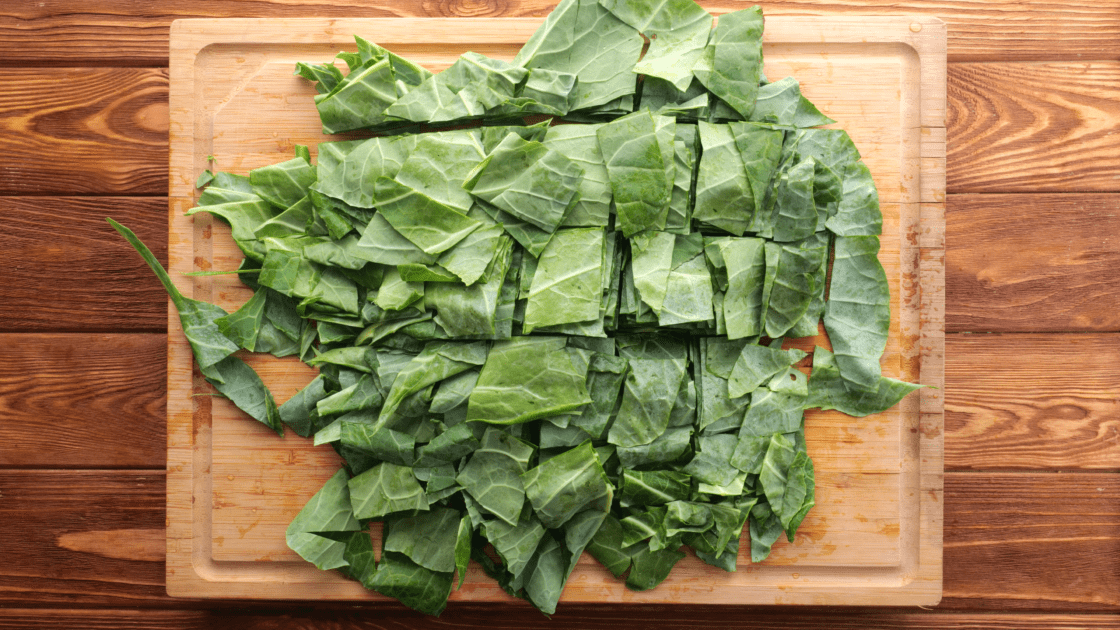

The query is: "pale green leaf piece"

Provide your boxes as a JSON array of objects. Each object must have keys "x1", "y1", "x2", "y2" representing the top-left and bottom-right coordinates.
[
  {"x1": 805, "y1": 346, "x2": 922, "y2": 417},
  {"x1": 456, "y1": 427, "x2": 535, "y2": 526},
  {"x1": 348, "y1": 461, "x2": 428, "y2": 520},
  {"x1": 608, "y1": 358, "x2": 687, "y2": 448},
  {"x1": 522, "y1": 441, "x2": 613, "y2": 529},
  {"x1": 483, "y1": 512, "x2": 547, "y2": 583},
  {"x1": 749, "y1": 76, "x2": 835, "y2": 128},
  {"x1": 466, "y1": 132, "x2": 584, "y2": 233},
  {"x1": 378, "y1": 341, "x2": 488, "y2": 429},
  {"x1": 383, "y1": 507, "x2": 464, "y2": 573},
  {"x1": 354, "y1": 213, "x2": 439, "y2": 266},
  {"x1": 728, "y1": 342, "x2": 807, "y2": 399},
  {"x1": 718, "y1": 237, "x2": 766, "y2": 339},
  {"x1": 394, "y1": 131, "x2": 487, "y2": 214},
  {"x1": 827, "y1": 160, "x2": 883, "y2": 236},
  {"x1": 524, "y1": 228, "x2": 605, "y2": 332},
  {"x1": 250, "y1": 156, "x2": 316, "y2": 210},
  {"x1": 770, "y1": 157, "x2": 818, "y2": 243},
  {"x1": 514, "y1": 0, "x2": 644, "y2": 111},
  {"x1": 692, "y1": 6, "x2": 763, "y2": 119},
  {"x1": 373, "y1": 177, "x2": 483, "y2": 255},
  {"x1": 374, "y1": 267, "x2": 424, "y2": 312},
  {"x1": 368, "y1": 553, "x2": 454, "y2": 617},
  {"x1": 596, "y1": 111, "x2": 674, "y2": 237},
  {"x1": 544, "y1": 124, "x2": 613, "y2": 227},
  {"x1": 107, "y1": 219, "x2": 240, "y2": 373},
  {"x1": 823, "y1": 235, "x2": 890, "y2": 391},
  {"x1": 312, "y1": 135, "x2": 412, "y2": 208},
  {"x1": 761, "y1": 239, "x2": 818, "y2": 338},
  {"x1": 437, "y1": 224, "x2": 508, "y2": 286},
  {"x1": 285, "y1": 469, "x2": 362, "y2": 571},
  {"x1": 467, "y1": 337, "x2": 592, "y2": 425},
  {"x1": 693, "y1": 122, "x2": 752, "y2": 235},
  {"x1": 200, "y1": 355, "x2": 284, "y2": 435},
  {"x1": 629, "y1": 231, "x2": 676, "y2": 316},
  {"x1": 658, "y1": 248, "x2": 714, "y2": 326},
  {"x1": 600, "y1": 0, "x2": 714, "y2": 90}
]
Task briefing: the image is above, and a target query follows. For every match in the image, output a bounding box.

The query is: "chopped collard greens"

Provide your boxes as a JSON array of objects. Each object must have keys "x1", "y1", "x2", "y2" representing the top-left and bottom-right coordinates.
[{"x1": 112, "y1": 0, "x2": 919, "y2": 616}]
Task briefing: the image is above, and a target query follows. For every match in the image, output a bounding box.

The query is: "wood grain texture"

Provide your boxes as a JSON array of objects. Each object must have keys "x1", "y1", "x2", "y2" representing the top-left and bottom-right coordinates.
[
  {"x1": 0, "y1": 471, "x2": 1112, "y2": 611},
  {"x1": 0, "y1": 69, "x2": 167, "y2": 195},
  {"x1": 942, "y1": 473, "x2": 1120, "y2": 611},
  {"x1": 2, "y1": 610, "x2": 1120, "y2": 630},
  {"x1": 0, "y1": 471, "x2": 170, "y2": 606},
  {"x1": 2, "y1": 0, "x2": 1118, "y2": 65},
  {"x1": 945, "y1": 333, "x2": 1120, "y2": 471},
  {"x1": 948, "y1": 62, "x2": 1120, "y2": 193},
  {"x1": 0, "y1": 197, "x2": 169, "y2": 332},
  {"x1": 946, "y1": 194, "x2": 1120, "y2": 333},
  {"x1": 0, "y1": 334, "x2": 166, "y2": 468}
]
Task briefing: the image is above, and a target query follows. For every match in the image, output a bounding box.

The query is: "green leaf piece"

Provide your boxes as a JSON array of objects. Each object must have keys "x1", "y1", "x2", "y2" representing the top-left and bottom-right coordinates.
[
  {"x1": 522, "y1": 441, "x2": 613, "y2": 529},
  {"x1": 824, "y1": 235, "x2": 891, "y2": 391},
  {"x1": 692, "y1": 7, "x2": 763, "y2": 119},
  {"x1": 285, "y1": 469, "x2": 362, "y2": 571},
  {"x1": 597, "y1": 111, "x2": 674, "y2": 237}
]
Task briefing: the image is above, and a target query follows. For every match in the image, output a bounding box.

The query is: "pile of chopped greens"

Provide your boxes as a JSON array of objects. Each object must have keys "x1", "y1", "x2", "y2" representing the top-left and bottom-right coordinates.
[{"x1": 111, "y1": 0, "x2": 921, "y2": 616}]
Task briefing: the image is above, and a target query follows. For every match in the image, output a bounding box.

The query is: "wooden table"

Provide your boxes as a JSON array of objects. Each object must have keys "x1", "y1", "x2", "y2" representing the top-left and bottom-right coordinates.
[{"x1": 0, "y1": 1, "x2": 1116, "y2": 628}]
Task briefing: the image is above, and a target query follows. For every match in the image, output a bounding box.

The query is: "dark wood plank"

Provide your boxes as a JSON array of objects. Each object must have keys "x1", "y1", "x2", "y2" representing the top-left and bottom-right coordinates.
[
  {"x1": 941, "y1": 473, "x2": 1120, "y2": 611},
  {"x1": 0, "y1": 334, "x2": 166, "y2": 468},
  {"x1": 945, "y1": 334, "x2": 1120, "y2": 471},
  {"x1": 0, "y1": 69, "x2": 167, "y2": 195},
  {"x1": 0, "y1": 197, "x2": 168, "y2": 332},
  {"x1": 3, "y1": 0, "x2": 1119, "y2": 65},
  {"x1": 2, "y1": 609, "x2": 1120, "y2": 630},
  {"x1": 2, "y1": 471, "x2": 1116, "y2": 611},
  {"x1": 948, "y1": 62, "x2": 1120, "y2": 193},
  {"x1": 946, "y1": 194, "x2": 1120, "y2": 332},
  {"x1": 0, "y1": 471, "x2": 169, "y2": 606}
]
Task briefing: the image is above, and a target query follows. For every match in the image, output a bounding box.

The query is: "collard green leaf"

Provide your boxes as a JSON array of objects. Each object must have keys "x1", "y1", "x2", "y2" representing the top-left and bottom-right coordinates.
[
  {"x1": 467, "y1": 338, "x2": 592, "y2": 425},
  {"x1": 279, "y1": 374, "x2": 329, "y2": 437},
  {"x1": 693, "y1": 122, "x2": 752, "y2": 235},
  {"x1": 285, "y1": 468, "x2": 362, "y2": 571},
  {"x1": 615, "y1": 425, "x2": 692, "y2": 469},
  {"x1": 369, "y1": 552, "x2": 454, "y2": 617},
  {"x1": 827, "y1": 160, "x2": 883, "y2": 236},
  {"x1": 373, "y1": 178, "x2": 483, "y2": 256},
  {"x1": 730, "y1": 122, "x2": 785, "y2": 224},
  {"x1": 692, "y1": 7, "x2": 763, "y2": 119},
  {"x1": 619, "y1": 469, "x2": 690, "y2": 507},
  {"x1": 314, "y1": 135, "x2": 411, "y2": 208},
  {"x1": 524, "y1": 229, "x2": 605, "y2": 332},
  {"x1": 200, "y1": 355, "x2": 284, "y2": 435},
  {"x1": 761, "y1": 240, "x2": 817, "y2": 339},
  {"x1": 109, "y1": 219, "x2": 243, "y2": 372},
  {"x1": 626, "y1": 546, "x2": 686, "y2": 591},
  {"x1": 805, "y1": 346, "x2": 921, "y2": 417},
  {"x1": 728, "y1": 343, "x2": 805, "y2": 398},
  {"x1": 514, "y1": 0, "x2": 644, "y2": 111},
  {"x1": 824, "y1": 235, "x2": 890, "y2": 391},
  {"x1": 483, "y1": 512, "x2": 547, "y2": 582},
  {"x1": 544, "y1": 124, "x2": 613, "y2": 227},
  {"x1": 456, "y1": 427, "x2": 535, "y2": 526},
  {"x1": 718, "y1": 237, "x2": 766, "y2": 339},
  {"x1": 609, "y1": 358, "x2": 687, "y2": 448},
  {"x1": 522, "y1": 441, "x2": 613, "y2": 529},
  {"x1": 348, "y1": 461, "x2": 427, "y2": 519},
  {"x1": 383, "y1": 507, "x2": 464, "y2": 573},
  {"x1": 600, "y1": 0, "x2": 713, "y2": 90},
  {"x1": 749, "y1": 502, "x2": 784, "y2": 563},
  {"x1": 749, "y1": 77, "x2": 835, "y2": 128},
  {"x1": 251, "y1": 156, "x2": 316, "y2": 210},
  {"x1": 770, "y1": 157, "x2": 818, "y2": 243},
  {"x1": 658, "y1": 249, "x2": 714, "y2": 326},
  {"x1": 394, "y1": 132, "x2": 486, "y2": 214},
  {"x1": 597, "y1": 111, "x2": 674, "y2": 237},
  {"x1": 355, "y1": 213, "x2": 439, "y2": 266}
]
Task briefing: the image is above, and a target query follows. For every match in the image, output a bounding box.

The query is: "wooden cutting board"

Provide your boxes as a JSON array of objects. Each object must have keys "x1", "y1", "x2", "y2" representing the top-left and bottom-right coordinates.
[{"x1": 166, "y1": 15, "x2": 945, "y2": 606}]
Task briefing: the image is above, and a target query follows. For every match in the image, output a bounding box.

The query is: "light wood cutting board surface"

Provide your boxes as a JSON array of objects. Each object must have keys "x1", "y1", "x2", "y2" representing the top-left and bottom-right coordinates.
[{"x1": 165, "y1": 15, "x2": 945, "y2": 606}]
